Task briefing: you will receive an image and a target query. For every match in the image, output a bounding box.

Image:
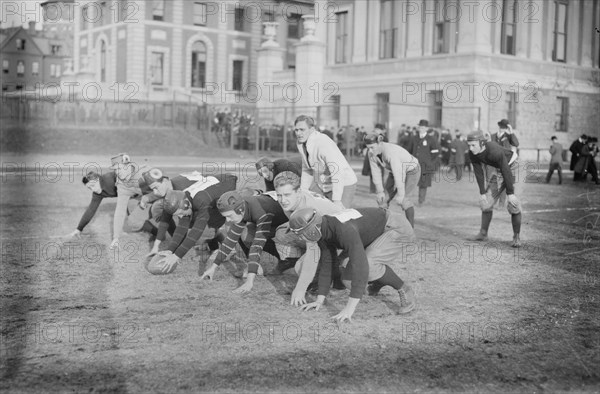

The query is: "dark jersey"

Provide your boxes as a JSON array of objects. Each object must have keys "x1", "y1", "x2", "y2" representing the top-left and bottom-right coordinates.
[
  {"x1": 263, "y1": 157, "x2": 302, "y2": 191},
  {"x1": 214, "y1": 194, "x2": 289, "y2": 273},
  {"x1": 167, "y1": 174, "x2": 237, "y2": 259},
  {"x1": 317, "y1": 208, "x2": 388, "y2": 299},
  {"x1": 469, "y1": 141, "x2": 516, "y2": 195},
  {"x1": 77, "y1": 172, "x2": 118, "y2": 231}
]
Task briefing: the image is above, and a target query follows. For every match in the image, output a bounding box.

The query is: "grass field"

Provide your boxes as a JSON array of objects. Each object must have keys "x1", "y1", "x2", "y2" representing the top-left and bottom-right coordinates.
[{"x1": 1, "y1": 157, "x2": 599, "y2": 392}]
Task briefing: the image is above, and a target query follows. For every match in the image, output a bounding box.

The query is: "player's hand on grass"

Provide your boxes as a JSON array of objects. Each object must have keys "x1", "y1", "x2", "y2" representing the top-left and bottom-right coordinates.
[
  {"x1": 157, "y1": 250, "x2": 172, "y2": 257},
  {"x1": 290, "y1": 288, "x2": 307, "y2": 306},
  {"x1": 332, "y1": 297, "x2": 359, "y2": 323},
  {"x1": 233, "y1": 274, "x2": 254, "y2": 293},
  {"x1": 161, "y1": 253, "x2": 180, "y2": 273},
  {"x1": 109, "y1": 238, "x2": 119, "y2": 249},
  {"x1": 65, "y1": 230, "x2": 82, "y2": 239},
  {"x1": 301, "y1": 295, "x2": 325, "y2": 312},
  {"x1": 200, "y1": 262, "x2": 217, "y2": 281}
]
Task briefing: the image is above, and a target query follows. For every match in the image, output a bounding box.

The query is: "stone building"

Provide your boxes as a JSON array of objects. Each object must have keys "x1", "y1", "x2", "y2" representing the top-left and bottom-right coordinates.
[{"x1": 257, "y1": 0, "x2": 600, "y2": 156}]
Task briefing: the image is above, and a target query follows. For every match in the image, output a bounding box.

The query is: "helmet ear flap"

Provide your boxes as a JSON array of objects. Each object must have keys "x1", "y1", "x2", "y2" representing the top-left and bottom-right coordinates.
[
  {"x1": 377, "y1": 134, "x2": 384, "y2": 143},
  {"x1": 122, "y1": 154, "x2": 130, "y2": 164}
]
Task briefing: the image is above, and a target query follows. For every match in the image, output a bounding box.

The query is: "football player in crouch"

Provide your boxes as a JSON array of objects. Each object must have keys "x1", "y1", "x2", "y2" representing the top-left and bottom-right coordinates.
[
  {"x1": 466, "y1": 130, "x2": 523, "y2": 247},
  {"x1": 200, "y1": 191, "x2": 295, "y2": 293},
  {"x1": 152, "y1": 173, "x2": 237, "y2": 273},
  {"x1": 289, "y1": 207, "x2": 417, "y2": 322},
  {"x1": 271, "y1": 171, "x2": 346, "y2": 304},
  {"x1": 363, "y1": 130, "x2": 421, "y2": 227},
  {"x1": 142, "y1": 168, "x2": 229, "y2": 256}
]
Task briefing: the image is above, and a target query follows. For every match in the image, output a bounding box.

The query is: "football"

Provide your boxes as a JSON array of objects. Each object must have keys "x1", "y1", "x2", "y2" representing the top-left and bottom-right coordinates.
[{"x1": 144, "y1": 254, "x2": 178, "y2": 275}]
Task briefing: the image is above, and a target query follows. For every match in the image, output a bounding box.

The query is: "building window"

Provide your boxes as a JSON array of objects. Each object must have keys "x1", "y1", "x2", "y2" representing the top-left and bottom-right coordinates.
[
  {"x1": 51, "y1": 45, "x2": 61, "y2": 54},
  {"x1": 17, "y1": 61, "x2": 24, "y2": 77},
  {"x1": 16, "y1": 84, "x2": 23, "y2": 90},
  {"x1": 100, "y1": 40, "x2": 106, "y2": 82},
  {"x1": 263, "y1": 10, "x2": 275, "y2": 22},
  {"x1": 193, "y1": 2, "x2": 207, "y2": 26},
  {"x1": 335, "y1": 11, "x2": 349, "y2": 64},
  {"x1": 501, "y1": 0, "x2": 516, "y2": 55},
  {"x1": 506, "y1": 92, "x2": 517, "y2": 128},
  {"x1": 428, "y1": 90, "x2": 443, "y2": 127},
  {"x1": 150, "y1": 52, "x2": 164, "y2": 85},
  {"x1": 330, "y1": 95, "x2": 341, "y2": 124},
  {"x1": 376, "y1": 93, "x2": 389, "y2": 126},
  {"x1": 191, "y1": 41, "x2": 206, "y2": 88},
  {"x1": 2, "y1": 60, "x2": 8, "y2": 74},
  {"x1": 153, "y1": 0, "x2": 164, "y2": 21},
  {"x1": 16, "y1": 38, "x2": 25, "y2": 50},
  {"x1": 2, "y1": 85, "x2": 7, "y2": 91},
  {"x1": 555, "y1": 97, "x2": 569, "y2": 131},
  {"x1": 81, "y1": 5, "x2": 89, "y2": 30},
  {"x1": 287, "y1": 13, "x2": 303, "y2": 39},
  {"x1": 234, "y1": 7, "x2": 245, "y2": 31},
  {"x1": 51, "y1": 64, "x2": 62, "y2": 77},
  {"x1": 552, "y1": 1, "x2": 567, "y2": 62},
  {"x1": 433, "y1": 0, "x2": 450, "y2": 54},
  {"x1": 232, "y1": 60, "x2": 243, "y2": 91},
  {"x1": 379, "y1": 0, "x2": 397, "y2": 59},
  {"x1": 32, "y1": 61, "x2": 39, "y2": 76}
]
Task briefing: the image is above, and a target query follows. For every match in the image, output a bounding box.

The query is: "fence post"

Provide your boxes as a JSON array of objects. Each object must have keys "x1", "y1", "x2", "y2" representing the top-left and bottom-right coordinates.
[
  {"x1": 346, "y1": 105, "x2": 351, "y2": 158},
  {"x1": 283, "y1": 107, "x2": 288, "y2": 158}
]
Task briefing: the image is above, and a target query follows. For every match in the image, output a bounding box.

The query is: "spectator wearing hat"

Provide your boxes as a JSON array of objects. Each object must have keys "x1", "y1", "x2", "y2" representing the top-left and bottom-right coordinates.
[
  {"x1": 466, "y1": 130, "x2": 522, "y2": 248},
  {"x1": 449, "y1": 132, "x2": 467, "y2": 181},
  {"x1": 411, "y1": 119, "x2": 439, "y2": 205},
  {"x1": 363, "y1": 130, "x2": 421, "y2": 227},
  {"x1": 546, "y1": 136, "x2": 564, "y2": 184},
  {"x1": 294, "y1": 115, "x2": 357, "y2": 208},
  {"x1": 254, "y1": 156, "x2": 302, "y2": 192},
  {"x1": 200, "y1": 190, "x2": 292, "y2": 293},
  {"x1": 570, "y1": 134, "x2": 588, "y2": 181},
  {"x1": 574, "y1": 137, "x2": 600, "y2": 184},
  {"x1": 153, "y1": 173, "x2": 238, "y2": 274}
]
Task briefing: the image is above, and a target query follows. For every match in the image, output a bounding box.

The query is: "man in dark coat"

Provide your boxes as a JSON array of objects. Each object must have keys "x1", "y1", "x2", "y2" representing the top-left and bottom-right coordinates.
[
  {"x1": 411, "y1": 119, "x2": 439, "y2": 205},
  {"x1": 570, "y1": 134, "x2": 588, "y2": 181}
]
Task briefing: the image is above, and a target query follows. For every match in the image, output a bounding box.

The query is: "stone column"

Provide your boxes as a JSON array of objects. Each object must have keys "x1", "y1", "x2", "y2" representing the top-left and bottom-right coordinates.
[
  {"x1": 527, "y1": 0, "x2": 544, "y2": 60},
  {"x1": 351, "y1": 0, "x2": 367, "y2": 63},
  {"x1": 256, "y1": 22, "x2": 285, "y2": 108},
  {"x1": 456, "y1": 0, "x2": 493, "y2": 54},
  {"x1": 405, "y1": 0, "x2": 423, "y2": 57},
  {"x1": 295, "y1": 15, "x2": 326, "y2": 109},
  {"x1": 579, "y1": 0, "x2": 593, "y2": 66}
]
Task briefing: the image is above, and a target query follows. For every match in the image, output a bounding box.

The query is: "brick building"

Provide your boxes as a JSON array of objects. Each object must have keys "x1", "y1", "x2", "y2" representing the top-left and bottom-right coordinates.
[{"x1": 71, "y1": 0, "x2": 314, "y2": 103}]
